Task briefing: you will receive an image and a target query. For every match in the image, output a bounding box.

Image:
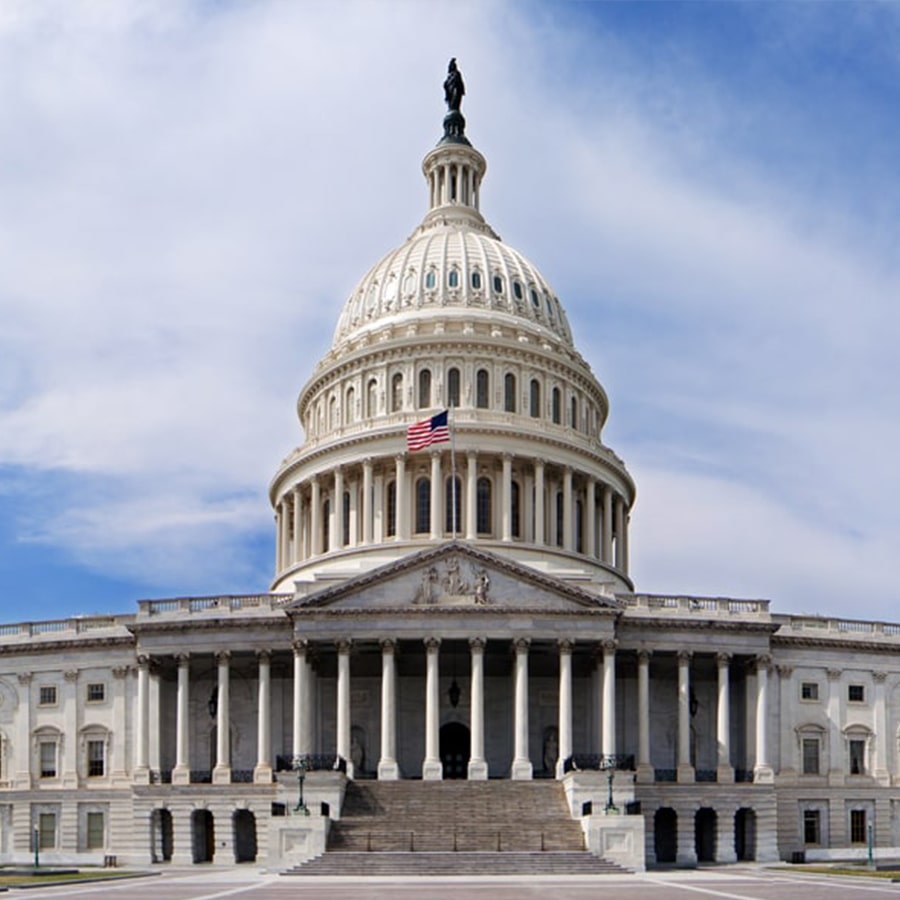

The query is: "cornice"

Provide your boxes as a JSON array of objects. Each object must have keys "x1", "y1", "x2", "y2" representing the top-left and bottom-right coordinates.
[
  {"x1": 772, "y1": 634, "x2": 900, "y2": 654},
  {"x1": 618, "y1": 618, "x2": 779, "y2": 636},
  {"x1": 129, "y1": 617, "x2": 291, "y2": 637},
  {"x1": 0, "y1": 635, "x2": 135, "y2": 657}
]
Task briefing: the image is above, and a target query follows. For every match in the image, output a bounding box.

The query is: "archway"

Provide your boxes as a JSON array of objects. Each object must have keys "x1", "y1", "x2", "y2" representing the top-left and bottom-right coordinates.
[
  {"x1": 654, "y1": 808, "x2": 677, "y2": 864},
  {"x1": 439, "y1": 722, "x2": 470, "y2": 779},
  {"x1": 150, "y1": 808, "x2": 173, "y2": 862},
  {"x1": 695, "y1": 807, "x2": 717, "y2": 863},
  {"x1": 232, "y1": 809, "x2": 257, "y2": 863},
  {"x1": 735, "y1": 808, "x2": 756, "y2": 861},
  {"x1": 191, "y1": 809, "x2": 214, "y2": 863}
]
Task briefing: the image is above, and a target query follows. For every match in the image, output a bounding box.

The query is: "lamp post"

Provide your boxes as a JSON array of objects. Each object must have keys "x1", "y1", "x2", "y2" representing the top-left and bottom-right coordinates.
[
  {"x1": 600, "y1": 754, "x2": 619, "y2": 814},
  {"x1": 293, "y1": 755, "x2": 310, "y2": 816}
]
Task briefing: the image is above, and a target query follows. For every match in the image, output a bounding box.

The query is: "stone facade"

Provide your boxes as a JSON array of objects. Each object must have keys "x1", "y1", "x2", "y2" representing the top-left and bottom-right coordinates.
[{"x1": 0, "y1": 76, "x2": 896, "y2": 871}]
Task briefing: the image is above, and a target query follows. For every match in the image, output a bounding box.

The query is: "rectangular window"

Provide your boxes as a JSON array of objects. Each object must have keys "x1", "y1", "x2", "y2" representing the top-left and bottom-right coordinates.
[
  {"x1": 850, "y1": 809, "x2": 867, "y2": 844},
  {"x1": 849, "y1": 739, "x2": 866, "y2": 775},
  {"x1": 802, "y1": 738, "x2": 820, "y2": 775},
  {"x1": 803, "y1": 809, "x2": 820, "y2": 845},
  {"x1": 848, "y1": 684, "x2": 865, "y2": 703},
  {"x1": 87, "y1": 740, "x2": 105, "y2": 777},
  {"x1": 39, "y1": 686, "x2": 57, "y2": 706},
  {"x1": 86, "y1": 683, "x2": 105, "y2": 703},
  {"x1": 801, "y1": 682, "x2": 819, "y2": 701},
  {"x1": 38, "y1": 813, "x2": 56, "y2": 849},
  {"x1": 39, "y1": 741, "x2": 57, "y2": 778},
  {"x1": 86, "y1": 811, "x2": 104, "y2": 850}
]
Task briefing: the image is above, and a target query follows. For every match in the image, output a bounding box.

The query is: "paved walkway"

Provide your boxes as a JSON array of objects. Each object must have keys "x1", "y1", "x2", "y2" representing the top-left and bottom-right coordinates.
[{"x1": 11, "y1": 865, "x2": 900, "y2": 900}]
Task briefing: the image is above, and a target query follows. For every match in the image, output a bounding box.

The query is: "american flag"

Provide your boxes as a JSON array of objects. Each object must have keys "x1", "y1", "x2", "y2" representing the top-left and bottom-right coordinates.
[{"x1": 407, "y1": 410, "x2": 450, "y2": 451}]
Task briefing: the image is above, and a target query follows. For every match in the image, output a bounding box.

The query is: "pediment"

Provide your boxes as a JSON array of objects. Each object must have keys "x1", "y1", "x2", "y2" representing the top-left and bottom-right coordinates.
[{"x1": 287, "y1": 542, "x2": 621, "y2": 616}]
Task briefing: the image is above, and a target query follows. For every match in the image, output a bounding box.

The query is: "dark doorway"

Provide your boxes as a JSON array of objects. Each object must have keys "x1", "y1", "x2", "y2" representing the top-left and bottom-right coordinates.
[
  {"x1": 695, "y1": 807, "x2": 717, "y2": 863},
  {"x1": 654, "y1": 808, "x2": 677, "y2": 864},
  {"x1": 233, "y1": 810, "x2": 257, "y2": 863},
  {"x1": 191, "y1": 809, "x2": 215, "y2": 863},
  {"x1": 150, "y1": 808, "x2": 173, "y2": 862},
  {"x1": 735, "y1": 808, "x2": 756, "y2": 861},
  {"x1": 439, "y1": 722, "x2": 470, "y2": 779}
]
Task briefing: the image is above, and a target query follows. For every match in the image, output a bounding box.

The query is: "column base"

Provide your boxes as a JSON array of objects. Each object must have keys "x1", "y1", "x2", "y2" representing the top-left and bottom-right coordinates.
[
  {"x1": 716, "y1": 844, "x2": 738, "y2": 864},
  {"x1": 716, "y1": 765, "x2": 735, "y2": 784},
  {"x1": 511, "y1": 759, "x2": 533, "y2": 780},
  {"x1": 676, "y1": 853, "x2": 698, "y2": 868},
  {"x1": 753, "y1": 764, "x2": 774, "y2": 784},
  {"x1": 212, "y1": 765, "x2": 232, "y2": 785},
  {"x1": 422, "y1": 759, "x2": 443, "y2": 780},
  {"x1": 468, "y1": 758, "x2": 488, "y2": 780},
  {"x1": 378, "y1": 759, "x2": 400, "y2": 780},
  {"x1": 133, "y1": 766, "x2": 151, "y2": 785},
  {"x1": 171, "y1": 766, "x2": 191, "y2": 786},
  {"x1": 676, "y1": 764, "x2": 695, "y2": 783},
  {"x1": 253, "y1": 764, "x2": 273, "y2": 784},
  {"x1": 635, "y1": 764, "x2": 655, "y2": 784}
]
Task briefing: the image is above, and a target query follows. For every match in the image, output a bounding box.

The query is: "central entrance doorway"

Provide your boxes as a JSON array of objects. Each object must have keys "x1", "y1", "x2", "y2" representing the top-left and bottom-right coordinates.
[{"x1": 439, "y1": 722, "x2": 470, "y2": 779}]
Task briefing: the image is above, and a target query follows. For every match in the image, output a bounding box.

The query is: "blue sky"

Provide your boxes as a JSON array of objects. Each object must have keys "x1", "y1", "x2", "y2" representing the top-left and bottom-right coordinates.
[{"x1": 1, "y1": 1, "x2": 898, "y2": 623}]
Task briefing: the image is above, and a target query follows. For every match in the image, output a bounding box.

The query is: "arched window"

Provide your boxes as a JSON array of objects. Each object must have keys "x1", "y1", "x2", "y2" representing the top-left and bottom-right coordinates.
[
  {"x1": 529, "y1": 379, "x2": 541, "y2": 418},
  {"x1": 366, "y1": 378, "x2": 377, "y2": 418},
  {"x1": 511, "y1": 480, "x2": 521, "y2": 538},
  {"x1": 513, "y1": 280, "x2": 523, "y2": 300},
  {"x1": 329, "y1": 395, "x2": 338, "y2": 429},
  {"x1": 551, "y1": 387, "x2": 561, "y2": 424},
  {"x1": 575, "y1": 499, "x2": 584, "y2": 553},
  {"x1": 493, "y1": 274, "x2": 504, "y2": 294},
  {"x1": 415, "y1": 478, "x2": 430, "y2": 534},
  {"x1": 386, "y1": 482, "x2": 396, "y2": 537},
  {"x1": 445, "y1": 477, "x2": 461, "y2": 534},
  {"x1": 477, "y1": 477, "x2": 492, "y2": 535},
  {"x1": 476, "y1": 369, "x2": 490, "y2": 409},
  {"x1": 448, "y1": 269, "x2": 459, "y2": 288},
  {"x1": 504, "y1": 373, "x2": 516, "y2": 413},
  {"x1": 322, "y1": 498, "x2": 331, "y2": 553},
  {"x1": 418, "y1": 369, "x2": 431, "y2": 409},
  {"x1": 471, "y1": 270, "x2": 482, "y2": 290},
  {"x1": 425, "y1": 270, "x2": 436, "y2": 290},
  {"x1": 570, "y1": 396, "x2": 578, "y2": 429},
  {"x1": 447, "y1": 367, "x2": 460, "y2": 407},
  {"x1": 555, "y1": 491, "x2": 563, "y2": 547},
  {"x1": 342, "y1": 491, "x2": 351, "y2": 546},
  {"x1": 344, "y1": 387, "x2": 355, "y2": 425},
  {"x1": 391, "y1": 373, "x2": 403, "y2": 412}
]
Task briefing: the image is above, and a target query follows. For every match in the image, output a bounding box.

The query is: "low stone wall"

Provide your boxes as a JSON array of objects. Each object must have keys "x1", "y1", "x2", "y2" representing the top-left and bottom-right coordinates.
[{"x1": 582, "y1": 814, "x2": 646, "y2": 872}]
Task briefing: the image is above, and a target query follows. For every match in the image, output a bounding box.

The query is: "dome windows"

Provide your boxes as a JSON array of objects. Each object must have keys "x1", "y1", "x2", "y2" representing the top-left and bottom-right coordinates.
[
  {"x1": 425, "y1": 270, "x2": 437, "y2": 290},
  {"x1": 504, "y1": 373, "x2": 517, "y2": 413},
  {"x1": 530, "y1": 288, "x2": 539, "y2": 308},
  {"x1": 476, "y1": 369, "x2": 490, "y2": 409},
  {"x1": 447, "y1": 367, "x2": 461, "y2": 408},
  {"x1": 492, "y1": 274, "x2": 504, "y2": 294},
  {"x1": 418, "y1": 369, "x2": 432, "y2": 408},
  {"x1": 448, "y1": 269, "x2": 459, "y2": 289},
  {"x1": 529, "y1": 379, "x2": 541, "y2": 418},
  {"x1": 551, "y1": 387, "x2": 561, "y2": 424},
  {"x1": 513, "y1": 280, "x2": 523, "y2": 301},
  {"x1": 391, "y1": 373, "x2": 403, "y2": 412},
  {"x1": 471, "y1": 270, "x2": 482, "y2": 290}
]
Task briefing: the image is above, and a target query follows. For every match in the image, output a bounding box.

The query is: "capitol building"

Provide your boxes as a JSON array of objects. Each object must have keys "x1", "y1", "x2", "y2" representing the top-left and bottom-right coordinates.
[{"x1": 2, "y1": 65, "x2": 899, "y2": 874}]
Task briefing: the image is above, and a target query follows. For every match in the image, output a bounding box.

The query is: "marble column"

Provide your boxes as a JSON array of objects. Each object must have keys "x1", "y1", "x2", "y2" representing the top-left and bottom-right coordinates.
[
  {"x1": 776, "y1": 664, "x2": 794, "y2": 779},
  {"x1": 282, "y1": 498, "x2": 292, "y2": 569},
  {"x1": 466, "y1": 452, "x2": 477, "y2": 540},
  {"x1": 512, "y1": 638, "x2": 533, "y2": 779},
  {"x1": 336, "y1": 640, "x2": 352, "y2": 776},
  {"x1": 292, "y1": 642, "x2": 310, "y2": 758},
  {"x1": 676, "y1": 650, "x2": 694, "y2": 782},
  {"x1": 135, "y1": 655, "x2": 150, "y2": 783},
  {"x1": 378, "y1": 640, "x2": 399, "y2": 780},
  {"x1": 585, "y1": 476, "x2": 596, "y2": 557},
  {"x1": 348, "y1": 478, "x2": 359, "y2": 547},
  {"x1": 501, "y1": 454, "x2": 512, "y2": 541},
  {"x1": 753, "y1": 655, "x2": 774, "y2": 783},
  {"x1": 362, "y1": 458, "x2": 374, "y2": 545},
  {"x1": 826, "y1": 668, "x2": 842, "y2": 784},
  {"x1": 275, "y1": 504, "x2": 283, "y2": 572},
  {"x1": 310, "y1": 477, "x2": 322, "y2": 555},
  {"x1": 533, "y1": 459, "x2": 545, "y2": 545},
  {"x1": 212, "y1": 650, "x2": 231, "y2": 784},
  {"x1": 423, "y1": 638, "x2": 442, "y2": 780},
  {"x1": 874, "y1": 671, "x2": 889, "y2": 784},
  {"x1": 602, "y1": 486, "x2": 613, "y2": 563},
  {"x1": 636, "y1": 650, "x2": 653, "y2": 783},
  {"x1": 172, "y1": 654, "x2": 190, "y2": 785},
  {"x1": 254, "y1": 650, "x2": 272, "y2": 783},
  {"x1": 293, "y1": 487, "x2": 303, "y2": 563},
  {"x1": 614, "y1": 496, "x2": 625, "y2": 569},
  {"x1": 395, "y1": 454, "x2": 409, "y2": 540},
  {"x1": 468, "y1": 637, "x2": 488, "y2": 780},
  {"x1": 557, "y1": 639, "x2": 573, "y2": 779},
  {"x1": 562, "y1": 467, "x2": 573, "y2": 551},
  {"x1": 332, "y1": 467, "x2": 344, "y2": 550},
  {"x1": 430, "y1": 451, "x2": 442, "y2": 539},
  {"x1": 601, "y1": 640, "x2": 617, "y2": 759},
  {"x1": 717, "y1": 653, "x2": 734, "y2": 783}
]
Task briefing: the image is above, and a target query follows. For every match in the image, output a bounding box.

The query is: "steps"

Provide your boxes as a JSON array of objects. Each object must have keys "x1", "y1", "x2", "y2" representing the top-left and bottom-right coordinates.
[
  {"x1": 284, "y1": 780, "x2": 631, "y2": 876},
  {"x1": 285, "y1": 850, "x2": 629, "y2": 876}
]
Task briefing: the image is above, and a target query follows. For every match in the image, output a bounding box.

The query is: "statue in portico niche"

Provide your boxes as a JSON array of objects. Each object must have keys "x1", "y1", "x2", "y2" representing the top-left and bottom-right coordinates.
[{"x1": 474, "y1": 570, "x2": 490, "y2": 604}]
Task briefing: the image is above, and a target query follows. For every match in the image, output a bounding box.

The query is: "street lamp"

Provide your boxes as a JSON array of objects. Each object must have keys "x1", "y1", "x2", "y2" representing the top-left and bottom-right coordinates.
[
  {"x1": 599, "y1": 755, "x2": 619, "y2": 814},
  {"x1": 293, "y1": 755, "x2": 310, "y2": 816}
]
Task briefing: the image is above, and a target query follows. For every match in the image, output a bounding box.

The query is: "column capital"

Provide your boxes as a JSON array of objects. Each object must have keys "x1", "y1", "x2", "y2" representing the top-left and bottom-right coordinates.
[
  {"x1": 469, "y1": 636, "x2": 487, "y2": 651},
  {"x1": 380, "y1": 638, "x2": 397, "y2": 654},
  {"x1": 136, "y1": 654, "x2": 151, "y2": 668},
  {"x1": 292, "y1": 639, "x2": 310, "y2": 655},
  {"x1": 362, "y1": 456, "x2": 373, "y2": 468},
  {"x1": 775, "y1": 664, "x2": 793, "y2": 678},
  {"x1": 335, "y1": 639, "x2": 353, "y2": 654},
  {"x1": 215, "y1": 650, "x2": 231, "y2": 664},
  {"x1": 533, "y1": 457, "x2": 545, "y2": 468},
  {"x1": 256, "y1": 649, "x2": 272, "y2": 663},
  {"x1": 874, "y1": 671, "x2": 888, "y2": 683},
  {"x1": 111, "y1": 666, "x2": 129, "y2": 680},
  {"x1": 424, "y1": 636, "x2": 441, "y2": 651},
  {"x1": 395, "y1": 452, "x2": 407, "y2": 464},
  {"x1": 64, "y1": 669, "x2": 78, "y2": 682},
  {"x1": 467, "y1": 450, "x2": 477, "y2": 462},
  {"x1": 557, "y1": 638, "x2": 575, "y2": 654},
  {"x1": 17, "y1": 671, "x2": 33, "y2": 685},
  {"x1": 754, "y1": 654, "x2": 772, "y2": 672},
  {"x1": 826, "y1": 667, "x2": 842, "y2": 681},
  {"x1": 502, "y1": 451, "x2": 513, "y2": 462},
  {"x1": 601, "y1": 638, "x2": 618, "y2": 654},
  {"x1": 677, "y1": 649, "x2": 693, "y2": 663},
  {"x1": 636, "y1": 648, "x2": 652, "y2": 664},
  {"x1": 716, "y1": 652, "x2": 732, "y2": 667},
  {"x1": 513, "y1": 637, "x2": 531, "y2": 654}
]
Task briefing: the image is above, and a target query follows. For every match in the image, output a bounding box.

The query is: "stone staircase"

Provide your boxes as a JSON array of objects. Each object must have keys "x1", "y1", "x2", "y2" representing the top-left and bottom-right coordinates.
[{"x1": 283, "y1": 780, "x2": 631, "y2": 876}]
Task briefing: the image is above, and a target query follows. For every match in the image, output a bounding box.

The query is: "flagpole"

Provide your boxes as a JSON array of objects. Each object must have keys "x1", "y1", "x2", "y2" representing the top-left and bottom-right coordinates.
[{"x1": 449, "y1": 406, "x2": 458, "y2": 540}]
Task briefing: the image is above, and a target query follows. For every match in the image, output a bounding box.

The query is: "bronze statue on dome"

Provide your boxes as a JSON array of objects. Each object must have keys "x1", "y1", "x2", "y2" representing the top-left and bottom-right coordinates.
[{"x1": 444, "y1": 58, "x2": 465, "y2": 112}]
